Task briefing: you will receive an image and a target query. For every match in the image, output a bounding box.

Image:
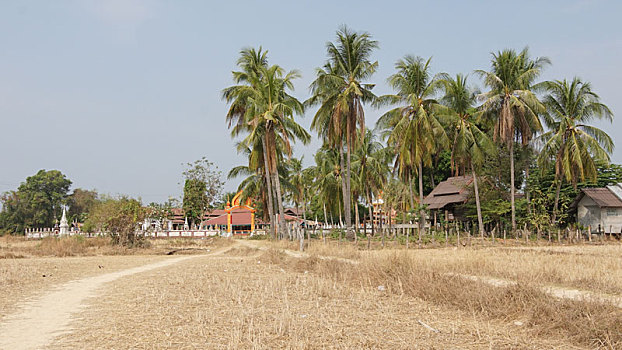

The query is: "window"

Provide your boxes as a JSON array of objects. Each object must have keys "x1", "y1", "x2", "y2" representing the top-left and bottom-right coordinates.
[{"x1": 607, "y1": 208, "x2": 618, "y2": 216}]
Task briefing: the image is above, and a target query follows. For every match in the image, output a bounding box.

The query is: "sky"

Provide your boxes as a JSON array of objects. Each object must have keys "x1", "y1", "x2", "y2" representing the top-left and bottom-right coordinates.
[{"x1": 1, "y1": 0, "x2": 621, "y2": 203}]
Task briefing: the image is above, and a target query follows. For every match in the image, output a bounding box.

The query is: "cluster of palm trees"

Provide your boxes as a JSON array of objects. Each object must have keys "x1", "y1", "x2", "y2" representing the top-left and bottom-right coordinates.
[{"x1": 223, "y1": 26, "x2": 613, "y2": 240}]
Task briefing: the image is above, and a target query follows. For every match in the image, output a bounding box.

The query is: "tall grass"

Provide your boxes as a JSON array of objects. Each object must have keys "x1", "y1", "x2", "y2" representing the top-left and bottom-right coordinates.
[{"x1": 263, "y1": 249, "x2": 622, "y2": 349}]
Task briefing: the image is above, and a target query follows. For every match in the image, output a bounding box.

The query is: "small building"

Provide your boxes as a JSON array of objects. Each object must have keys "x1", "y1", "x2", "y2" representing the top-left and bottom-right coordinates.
[
  {"x1": 423, "y1": 175, "x2": 473, "y2": 223},
  {"x1": 284, "y1": 208, "x2": 302, "y2": 218},
  {"x1": 168, "y1": 191, "x2": 266, "y2": 235},
  {"x1": 570, "y1": 184, "x2": 622, "y2": 233}
]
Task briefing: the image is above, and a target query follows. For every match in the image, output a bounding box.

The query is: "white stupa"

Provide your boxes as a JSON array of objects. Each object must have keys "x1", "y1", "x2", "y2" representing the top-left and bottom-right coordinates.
[{"x1": 59, "y1": 206, "x2": 69, "y2": 236}]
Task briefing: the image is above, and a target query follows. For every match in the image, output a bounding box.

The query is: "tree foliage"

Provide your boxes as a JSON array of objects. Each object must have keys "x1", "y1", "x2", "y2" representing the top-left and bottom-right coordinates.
[
  {"x1": 182, "y1": 157, "x2": 224, "y2": 227},
  {"x1": 0, "y1": 170, "x2": 71, "y2": 234},
  {"x1": 83, "y1": 196, "x2": 146, "y2": 247},
  {"x1": 67, "y1": 188, "x2": 99, "y2": 224}
]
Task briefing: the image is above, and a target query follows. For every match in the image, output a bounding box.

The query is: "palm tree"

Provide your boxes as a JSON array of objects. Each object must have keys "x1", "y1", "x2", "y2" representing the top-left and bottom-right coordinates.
[
  {"x1": 351, "y1": 129, "x2": 390, "y2": 236},
  {"x1": 382, "y1": 177, "x2": 410, "y2": 244},
  {"x1": 308, "y1": 146, "x2": 343, "y2": 221},
  {"x1": 537, "y1": 78, "x2": 613, "y2": 223},
  {"x1": 223, "y1": 48, "x2": 310, "y2": 239},
  {"x1": 476, "y1": 48, "x2": 549, "y2": 231},
  {"x1": 285, "y1": 157, "x2": 309, "y2": 243},
  {"x1": 437, "y1": 74, "x2": 495, "y2": 238},
  {"x1": 223, "y1": 48, "x2": 276, "y2": 236},
  {"x1": 227, "y1": 143, "x2": 280, "y2": 225},
  {"x1": 376, "y1": 56, "x2": 448, "y2": 240},
  {"x1": 307, "y1": 26, "x2": 378, "y2": 238}
]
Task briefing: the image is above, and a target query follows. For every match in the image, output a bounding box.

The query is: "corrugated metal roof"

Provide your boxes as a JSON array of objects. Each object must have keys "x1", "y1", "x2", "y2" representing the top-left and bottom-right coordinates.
[
  {"x1": 607, "y1": 184, "x2": 622, "y2": 201},
  {"x1": 423, "y1": 176, "x2": 473, "y2": 210},
  {"x1": 579, "y1": 188, "x2": 622, "y2": 207}
]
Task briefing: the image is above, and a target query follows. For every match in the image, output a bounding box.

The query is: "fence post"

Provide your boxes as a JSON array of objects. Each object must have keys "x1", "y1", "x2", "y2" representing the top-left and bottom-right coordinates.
[{"x1": 588, "y1": 225, "x2": 592, "y2": 242}]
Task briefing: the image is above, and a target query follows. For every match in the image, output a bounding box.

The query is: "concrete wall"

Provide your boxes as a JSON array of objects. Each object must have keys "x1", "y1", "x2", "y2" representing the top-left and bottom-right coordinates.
[{"x1": 577, "y1": 196, "x2": 622, "y2": 233}]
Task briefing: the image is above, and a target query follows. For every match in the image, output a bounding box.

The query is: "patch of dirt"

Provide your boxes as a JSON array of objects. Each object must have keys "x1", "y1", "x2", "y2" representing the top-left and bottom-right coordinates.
[
  {"x1": 0, "y1": 255, "x2": 167, "y2": 317},
  {"x1": 0, "y1": 256, "x2": 199, "y2": 350}
]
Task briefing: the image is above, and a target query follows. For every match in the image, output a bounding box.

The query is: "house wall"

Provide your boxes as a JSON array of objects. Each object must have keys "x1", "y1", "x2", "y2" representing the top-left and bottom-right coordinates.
[
  {"x1": 599, "y1": 207, "x2": 622, "y2": 233},
  {"x1": 577, "y1": 197, "x2": 622, "y2": 233}
]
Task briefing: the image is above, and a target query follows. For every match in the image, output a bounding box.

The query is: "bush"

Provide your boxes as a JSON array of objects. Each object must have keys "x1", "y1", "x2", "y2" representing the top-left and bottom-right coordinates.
[
  {"x1": 329, "y1": 229, "x2": 344, "y2": 239},
  {"x1": 85, "y1": 197, "x2": 146, "y2": 247}
]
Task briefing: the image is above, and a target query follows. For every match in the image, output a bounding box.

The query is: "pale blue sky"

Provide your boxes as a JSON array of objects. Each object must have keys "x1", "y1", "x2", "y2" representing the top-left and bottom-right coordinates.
[{"x1": 1, "y1": 0, "x2": 620, "y2": 203}]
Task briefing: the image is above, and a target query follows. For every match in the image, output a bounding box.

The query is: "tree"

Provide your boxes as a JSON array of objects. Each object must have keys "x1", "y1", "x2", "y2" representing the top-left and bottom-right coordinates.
[
  {"x1": 84, "y1": 196, "x2": 146, "y2": 247},
  {"x1": 307, "y1": 26, "x2": 378, "y2": 238},
  {"x1": 437, "y1": 74, "x2": 495, "y2": 238},
  {"x1": 182, "y1": 157, "x2": 224, "y2": 228},
  {"x1": 527, "y1": 161, "x2": 622, "y2": 227},
  {"x1": 476, "y1": 48, "x2": 549, "y2": 232},
  {"x1": 351, "y1": 129, "x2": 390, "y2": 236},
  {"x1": 223, "y1": 48, "x2": 310, "y2": 239},
  {"x1": 537, "y1": 78, "x2": 613, "y2": 223},
  {"x1": 285, "y1": 157, "x2": 308, "y2": 249},
  {"x1": 0, "y1": 169, "x2": 71, "y2": 234},
  {"x1": 377, "y1": 56, "x2": 448, "y2": 240},
  {"x1": 67, "y1": 188, "x2": 99, "y2": 224},
  {"x1": 306, "y1": 146, "x2": 343, "y2": 225},
  {"x1": 145, "y1": 200, "x2": 174, "y2": 228},
  {"x1": 228, "y1": 151, "x2": 293, "y2": 223},
  {"x1": 382, "y1": 176, "x2": 411, "y2": 243}
]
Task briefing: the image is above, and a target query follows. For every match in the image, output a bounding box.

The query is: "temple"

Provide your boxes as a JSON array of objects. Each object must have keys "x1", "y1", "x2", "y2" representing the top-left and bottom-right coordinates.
[{"x1": 169, "y1": 191, "x2": 264, "y2": 235}]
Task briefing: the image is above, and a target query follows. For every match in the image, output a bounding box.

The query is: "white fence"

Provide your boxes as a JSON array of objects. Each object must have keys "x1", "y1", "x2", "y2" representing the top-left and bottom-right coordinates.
[
  {"x1": 147, "y1": 230, "x2": 220, "y2": 238},
  {"x1": 25, "y1": 229, "x2": 223, "y2": 239},
  {"x1": 25, "y1": 228, "x2": 81, "y2": 239}
]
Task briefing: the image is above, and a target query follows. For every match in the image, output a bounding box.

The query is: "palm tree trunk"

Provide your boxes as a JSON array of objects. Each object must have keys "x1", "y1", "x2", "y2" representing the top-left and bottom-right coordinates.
[
  {"x1": 345, "y1": 141, "x2": 353, "y2": 239},
  {"x1": 471, "y1": 161, "x2": 484, "y2": 239},
  {"x1": 368, "y1": 190, "x2": 375, "y2": 236},
  {"x1": 509, "y1": 141, "x2": 516, "y2": 232},
  {"x1": 409, "y1": 176, "x2": 415, "y2": 209},
  {"x1": 389, "y1": 206, "x2": 393, "y2": 239},
  {"x1": 272, "y1": 171, "x2": 288, "y2": 240},
  {"x1": 339, "y1": 142, "x2": 351, "y2": 238},
  {"x1": 354, "y1": 196, "x2": 360, "y2": 242},
  {"x1": 267, "y1": 130, "x2": 287, "y2": 240},
  {"x1": 524, "y1": 157, "x2": 532, "y2": 216},
  {"x1": 294, "y1": 202, "x2": 304, "y2": 242},
  {"x1": 323, "y1": 202, "x2": 328, "y2": 242},
  {"x1": 261, "y1": 139, "x2": 276, "y2": 239},
  {"x1": 303, "y1": 201, "x2": 309, "y2": 248},
  {"x1": 378, "y1": 200, "x2": 383, "y2": 232},
  {"x1": 418, "y1": 161, "x2": 426, "y2": 242},
  {"x1": 552, "y1": 177, "x2": 562, "y2": 224},
  {"x1": 323, "y1": 202, "x2": 328, "y2": 228},
  {"x1": 301, "y1": 201, "x2": 306, "y2": 237}
]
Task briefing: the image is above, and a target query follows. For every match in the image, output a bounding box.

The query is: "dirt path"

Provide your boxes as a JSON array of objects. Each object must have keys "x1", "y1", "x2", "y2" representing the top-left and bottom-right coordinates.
[{"x1": 0, "y1": 255, "x2": 198, "y2": 350}]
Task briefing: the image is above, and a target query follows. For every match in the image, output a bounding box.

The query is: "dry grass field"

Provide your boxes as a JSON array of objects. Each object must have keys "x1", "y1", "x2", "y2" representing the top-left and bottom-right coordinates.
[
  {"x1": 1, "y1": 237, "x2": 620, "y2": 349},
  {"x1": 0, "y1": 235, "x2": 227, "y2": 258},
  {"x1": 0, "y1": 236, "x2": 229, "y2": 318}
]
